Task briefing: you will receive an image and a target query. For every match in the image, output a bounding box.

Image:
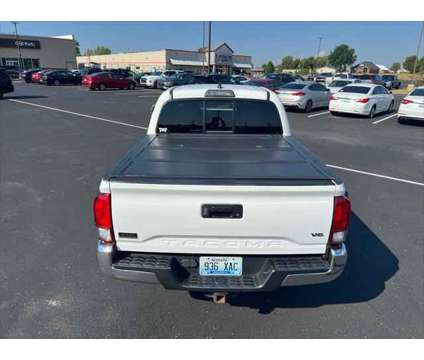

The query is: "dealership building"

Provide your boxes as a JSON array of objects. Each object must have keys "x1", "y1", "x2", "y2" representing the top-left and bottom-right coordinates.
[
  {"x1": 0, "y1": 33, "x2": 77, "y2": 70},
  {"x1": 76, "y1": 43, "x2": 253, "y2": 74}
]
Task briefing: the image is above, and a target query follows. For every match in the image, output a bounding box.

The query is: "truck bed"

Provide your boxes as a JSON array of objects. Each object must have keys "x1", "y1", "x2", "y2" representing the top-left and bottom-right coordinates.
[{"x1": 105, "y1": 134, "x2": 337, "y2": 185}]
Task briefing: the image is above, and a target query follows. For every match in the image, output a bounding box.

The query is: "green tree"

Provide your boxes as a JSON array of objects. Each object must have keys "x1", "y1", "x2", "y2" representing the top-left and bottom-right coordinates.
[
  {"x1": 262, "y1": 61, "x2": 275, "y2": 74},
  {"x1": 390, "y1": 62, "x2": 401, "y2": 72},
  {"x1": 292, "y1": 58, "x2": 301, "y2": 70},
  {"x1": 403, "y1": 55, "x2": 417, "y2": 73},
  {"x1": 301, "y1": 57, "x2": 316, "y2": 73},
  {"x1": 417, "y1": 57, "x2": 424, "y2": 73},
  {"x1": 315, "y1": 56, "x2": 328, "y2": 68},
  {"x1": 328, "y1": 44, "x2": 357, "y2": 72},
  {"x1": 84, "y1": 46, "x2": 112, "y2": 56},
  {"x1": 281, "y1": 56, "x2": 294, "y2": 69}
]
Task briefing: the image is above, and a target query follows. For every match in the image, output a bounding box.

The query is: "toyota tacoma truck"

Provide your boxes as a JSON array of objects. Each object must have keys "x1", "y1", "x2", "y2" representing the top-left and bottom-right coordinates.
[{"x1": 93, "y1": 84, "x2": 350, "y2": 300}]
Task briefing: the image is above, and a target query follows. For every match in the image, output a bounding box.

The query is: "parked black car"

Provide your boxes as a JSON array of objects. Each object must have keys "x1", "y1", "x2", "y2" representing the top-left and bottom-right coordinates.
[
  {"x1": 381, "y1": 74, "x2": 401, "y2": 90},
  {"x1": 352, "y1": 74, "x2": 386, "y2": 87},
  {"x1": 4, "y1": 68, "x2": 20, "y2": 79},
  {"x1": 42, "y1": 70, "x2": 82, "y2": 86},
  {"x1": 77, "y1": 67, "x2": 102, "y2": 76},
  {"x1": 263, "y1": 73, "x2": 297, "y2": 85},
  {"x1": 193, "y1": 74, "x2": 239, "y2": 84},
  {"x1": 0, "y1": 69, "x2": 14, "y2": 99},
  {"x1": 21, "y1": 68, "x2": 42, "y2": 83}
]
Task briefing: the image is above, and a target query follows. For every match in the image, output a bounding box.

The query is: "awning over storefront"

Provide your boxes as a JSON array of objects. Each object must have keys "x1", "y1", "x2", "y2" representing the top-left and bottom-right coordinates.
[
  {"x1": 233, "y1": 63, "x2": 252, "y2": 69},
  {"x1": 170, "y1": 58, "x2": 205, "y2": 66}
]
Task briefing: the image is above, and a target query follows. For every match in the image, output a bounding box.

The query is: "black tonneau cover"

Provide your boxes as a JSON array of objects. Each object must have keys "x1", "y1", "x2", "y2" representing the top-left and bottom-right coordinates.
[{"x1": 105, "y1": 134, "x2": 337, "y2": 185}]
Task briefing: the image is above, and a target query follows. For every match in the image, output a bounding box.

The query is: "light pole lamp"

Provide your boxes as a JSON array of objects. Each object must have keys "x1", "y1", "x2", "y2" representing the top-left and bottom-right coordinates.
[{"x1": 11, "y1": 21, "x2": 23, "y2": 72}]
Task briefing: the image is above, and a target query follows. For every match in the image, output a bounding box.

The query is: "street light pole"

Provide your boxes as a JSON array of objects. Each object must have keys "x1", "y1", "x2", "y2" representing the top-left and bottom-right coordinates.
[
  {"x1": 202, "y1": 21, "x2": 205, "y2": 75},
  {"x1": 207, "y1": 21, "x2": 212, "y2": 74},
  {"x1": 316, "y1": 36, "x2": 323, "y2": 58},
  {"x1": 11, "y1": 21, "x2": 23, "y2": 72},
  {"x1": 412, "y1": 21, "x2": 424, "y2": 79}
]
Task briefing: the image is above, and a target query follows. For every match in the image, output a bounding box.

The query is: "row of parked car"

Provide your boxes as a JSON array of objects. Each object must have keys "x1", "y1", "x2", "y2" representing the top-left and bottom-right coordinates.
[
  {"x1": 308, "y1": 72, "x2": 402, "y2": 90},
  {"x1": 276, "y1": 78, "x2": 424, "y2": 124}
]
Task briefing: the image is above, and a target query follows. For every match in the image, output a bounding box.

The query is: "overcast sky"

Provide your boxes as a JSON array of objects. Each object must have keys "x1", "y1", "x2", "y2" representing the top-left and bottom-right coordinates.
[{"x1": 0, "y1": 21, "x2": 422, "y2": 66}]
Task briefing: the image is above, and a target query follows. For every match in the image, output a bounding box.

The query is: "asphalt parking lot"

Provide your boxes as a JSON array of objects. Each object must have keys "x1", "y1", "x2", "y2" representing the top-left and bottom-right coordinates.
[{"x1": 0, "y1": 82, "x2": 423, "y2": 338}]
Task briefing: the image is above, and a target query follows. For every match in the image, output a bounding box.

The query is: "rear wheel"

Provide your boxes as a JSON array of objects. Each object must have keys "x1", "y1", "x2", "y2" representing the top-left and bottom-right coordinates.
[
  {"x1": 368, "y1": 105, "x2": 376, "y2": 119},
  {"x1": 54, "y1": 79, "x2": 60, "y2": 86},
  {"x1": 304, "y1": 100, "x2": 313, "y2": 113},
  {"x1": 128, "y1": 82, "x2": 135, "y2": 90},
  {"x1": 388, "y1": 100, "x2": 394, "y2": 113},
  {"x1": 330, "y1": 111, "x2": 338, "y2": 116},
  {"x1": 153, "y1": 81, "x2": 158, "y2": 89},
  {"x1": 98, "y1": 83, "x2": 106, "y2": 91}
]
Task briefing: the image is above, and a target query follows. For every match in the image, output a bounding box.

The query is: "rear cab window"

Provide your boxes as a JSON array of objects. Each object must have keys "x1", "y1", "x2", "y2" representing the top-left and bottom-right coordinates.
[{"x1": 157, "y1": 99, "x2": 282, "y2": 135}]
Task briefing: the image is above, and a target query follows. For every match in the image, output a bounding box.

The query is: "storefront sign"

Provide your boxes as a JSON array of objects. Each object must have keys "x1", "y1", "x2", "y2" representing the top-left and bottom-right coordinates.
[
  {"x1": 0, "y1": 38, "x2": 41, "y2": 49},
  {"x1": 216, "y1": 54, "x2": 232, "y2": 65}
]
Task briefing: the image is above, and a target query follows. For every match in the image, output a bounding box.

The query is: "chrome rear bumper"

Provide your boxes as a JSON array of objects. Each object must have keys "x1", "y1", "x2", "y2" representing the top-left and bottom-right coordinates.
[{"x1": 97, "y1": 242, "x2": 347, "y2": 289}]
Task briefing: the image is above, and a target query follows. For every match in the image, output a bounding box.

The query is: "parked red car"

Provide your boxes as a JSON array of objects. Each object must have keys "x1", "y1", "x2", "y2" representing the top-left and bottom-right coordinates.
[
  {"x1": 82, "y1": 72, "x2": 137, "y2": 91},
  {"x1": 31, "y1": 69, "x2": 51, "y2": 84}
]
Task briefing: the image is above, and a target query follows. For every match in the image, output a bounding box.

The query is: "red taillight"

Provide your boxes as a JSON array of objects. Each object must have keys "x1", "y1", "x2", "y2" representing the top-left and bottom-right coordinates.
[
  {"x1": 329, "y1": 196, "x2": 351, "y2": 249},
  {"x1": 292, "y1": 91, "x2": 305, "y2": 96},
  {"x1": 401, "y1": 99, "x2": 413, "y2": 105},
  {"x1": 93, "y1": 193, "x2": 114, "y2": 244},
  {"x1": 94, "y1": 193, "x2": 112, "y2": 229},
  {"x1": 356, "y1": 98, "x2": 369, "y2": 103},
  {"x1": 330, "y1": 95, "x2": 337, "y2": 100}
]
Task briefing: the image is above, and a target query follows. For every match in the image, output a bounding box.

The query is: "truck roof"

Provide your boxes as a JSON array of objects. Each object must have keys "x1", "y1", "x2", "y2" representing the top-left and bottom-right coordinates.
[{"x1": 170, "y1": 84, "x2": 271, "y2": 101}]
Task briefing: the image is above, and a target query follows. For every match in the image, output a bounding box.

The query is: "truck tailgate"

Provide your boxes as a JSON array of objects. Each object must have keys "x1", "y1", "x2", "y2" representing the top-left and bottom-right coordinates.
[
  {"x1": 110, "y1": 182, "x2": 335, "y2": 255},
  {"x1": 107, "y1": 134, "x2": 337, "y2": 255}
]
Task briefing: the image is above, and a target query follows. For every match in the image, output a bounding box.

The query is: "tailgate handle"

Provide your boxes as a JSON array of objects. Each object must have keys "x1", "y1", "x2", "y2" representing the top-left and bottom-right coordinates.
[{"x1": 201, "y1": 204, "x2": 243, "y2": 219}]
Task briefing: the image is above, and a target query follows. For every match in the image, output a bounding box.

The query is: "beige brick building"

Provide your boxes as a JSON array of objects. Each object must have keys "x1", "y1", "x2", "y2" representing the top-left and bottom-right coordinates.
[
  {"x1": 0, "y1": 33, "x2": 77, "y2": 70},
  {"x1": 76, "y1": 43, "x2": 253, "y2": 75}
]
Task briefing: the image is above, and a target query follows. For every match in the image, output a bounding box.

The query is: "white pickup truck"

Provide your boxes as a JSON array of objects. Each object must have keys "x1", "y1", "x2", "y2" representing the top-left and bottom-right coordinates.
[{"x1": 94, "y1": 84, "x2": 350, "y2": 300}]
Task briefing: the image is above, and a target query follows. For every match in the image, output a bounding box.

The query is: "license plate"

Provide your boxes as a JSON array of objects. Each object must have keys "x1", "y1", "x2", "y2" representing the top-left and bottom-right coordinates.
[{"x1": 199, "y1": 256, "x2": 242, "y2": 276}]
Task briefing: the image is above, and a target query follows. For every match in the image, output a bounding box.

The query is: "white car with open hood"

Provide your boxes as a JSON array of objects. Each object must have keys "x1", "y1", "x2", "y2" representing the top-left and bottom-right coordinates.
[
  {"x1": 329, "y1": 83, "x2": 395, "y2": 118},
  {"x1": 93, "y1": 84, "x2": 350, "y2": 301},
  {"x1": 397, "y1": 86, "x2": 424, "y2": 124}
]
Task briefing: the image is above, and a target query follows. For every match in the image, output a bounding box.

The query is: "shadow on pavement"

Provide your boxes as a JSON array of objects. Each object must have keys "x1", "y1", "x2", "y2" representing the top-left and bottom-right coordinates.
[
  {"x1": 285, "y1": 106, "x2": 328, "y2": 114},
  {"x1": 398, "y1": 118, "x2": 424, "y2": 127},
  {"x1": 192, "y1": 212, "x2": 399, "y2": 314}
]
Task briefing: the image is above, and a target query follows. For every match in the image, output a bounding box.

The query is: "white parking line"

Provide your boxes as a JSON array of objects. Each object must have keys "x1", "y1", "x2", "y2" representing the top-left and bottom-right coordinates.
[
  {"x1": 372, "y1": 113, "x2": 397, "y2": 125},
  {"x1": 8, "y1": 99, "x2": 147, "y2": 130},
  {"x1": 307, "y1": 111, "x2": 330, "y2": 118},
  {"x1": 326, "y1": 164, "x2": 424, "y2": 187}
]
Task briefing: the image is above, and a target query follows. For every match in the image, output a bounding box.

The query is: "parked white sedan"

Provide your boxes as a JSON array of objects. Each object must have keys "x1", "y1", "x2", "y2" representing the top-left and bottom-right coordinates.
[
  {"x1": 275, "y1": 81, "x2": 330, "y2": 112},
  {"x1": 329, "y1": 84, "x2": 395, "y2": 118},
  {"x1": 327, "y1": 79, "x2": 362, "y2": 94},
  {"x1": 397, "y1": 86, "x2": 424, "y2": 123}
]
